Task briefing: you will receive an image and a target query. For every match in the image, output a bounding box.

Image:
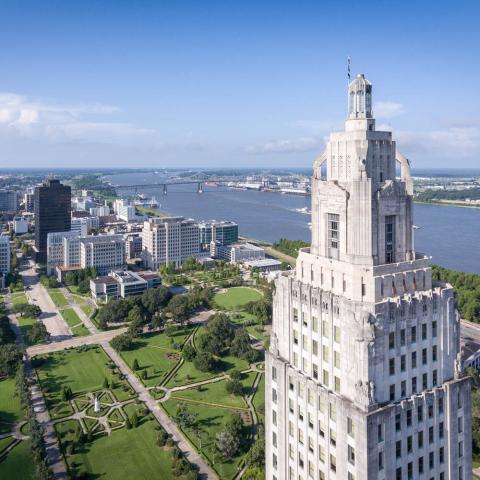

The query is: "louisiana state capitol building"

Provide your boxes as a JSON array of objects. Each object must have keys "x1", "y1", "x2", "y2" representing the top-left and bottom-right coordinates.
[{"x1": 265, "y1": 74, "x2": 472, "y2": 480}]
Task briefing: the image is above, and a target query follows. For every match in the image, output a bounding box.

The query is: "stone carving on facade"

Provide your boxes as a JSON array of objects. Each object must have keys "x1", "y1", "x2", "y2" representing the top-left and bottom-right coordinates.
[{"x1": 270, "y1": 333, "x2": 279, "y2": 356}]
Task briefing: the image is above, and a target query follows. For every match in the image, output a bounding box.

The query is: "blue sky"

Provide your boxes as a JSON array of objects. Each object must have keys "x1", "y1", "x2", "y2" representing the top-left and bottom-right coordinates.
[{"x1": 0, "y1": 0, "x2": 478, "y2": 169}]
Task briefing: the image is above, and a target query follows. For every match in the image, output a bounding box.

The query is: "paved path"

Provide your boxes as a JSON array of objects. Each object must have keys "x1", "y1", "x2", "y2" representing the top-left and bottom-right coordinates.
[
  {"x1": 21, "y1": 263, "x2": 71, "y2": 340},
  {"x1": 26, "y1": 327, "x2": 127, "y2": 356},
  {"x1": 6, "y1": 283, "x2": 68, "y2": 479},
  {"x1": 60, "y1": 287, "x2": 99, "y2": 334},
  {"x1": 102, "y1": 342, "x2": 218, "y2": 480}
]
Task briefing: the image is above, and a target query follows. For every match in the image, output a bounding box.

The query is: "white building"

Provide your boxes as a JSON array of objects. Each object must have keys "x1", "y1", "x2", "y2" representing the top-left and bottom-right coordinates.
[
  {"x1": 141, "y1": 216, "x2": 200, "y2": 269},
  {"x1": 210, "y1": 241, "x2": 265, "y2": 263},
  {"x1": 12, "y1": 217, "x2": 28, "y2": 234},
  {"x1": 89, "y1": 205, "x2": 110, "y2": 217},
  {"x1": 47, "y1": 232, "x2": 126, "y2": 276},
  {"x1": 0, "y1": 235, "x2": 10, "y2": 287},
  {"x1": 266, "y1": 75, "x2": 471, "y2": 480},
  {"x1": 47, "y1": 231, "x2": 80, "y2": 275},
  {"x1": 90, "y1": 270, "x2": 161, "y2": 301},
  {"x1": 71, "y1": 217, "x2": 88, "y2": 237},
  {"x1": 80, "y1": 235, "x2": 126, "y2": 275}
]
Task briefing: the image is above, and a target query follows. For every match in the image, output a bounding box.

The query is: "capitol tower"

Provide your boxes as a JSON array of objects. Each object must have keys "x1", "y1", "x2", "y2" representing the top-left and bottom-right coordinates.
[{"x1": 265, "y1": 74, "x2": 472, "y2": 480}]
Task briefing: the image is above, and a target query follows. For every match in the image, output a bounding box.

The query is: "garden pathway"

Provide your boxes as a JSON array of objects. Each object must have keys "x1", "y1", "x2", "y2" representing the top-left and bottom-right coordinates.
[
  {"x1": 102, "y1": 341, "x2": 218, "y2": 480},
  {"x1": 60, "y1": 286, "x2": 99, "y2": 334}
]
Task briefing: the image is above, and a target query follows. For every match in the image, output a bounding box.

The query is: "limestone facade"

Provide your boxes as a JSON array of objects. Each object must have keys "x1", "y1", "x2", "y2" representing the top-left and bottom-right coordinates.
[{"x1": 265, "y1": 74, "x2": 471, "y2": 480}]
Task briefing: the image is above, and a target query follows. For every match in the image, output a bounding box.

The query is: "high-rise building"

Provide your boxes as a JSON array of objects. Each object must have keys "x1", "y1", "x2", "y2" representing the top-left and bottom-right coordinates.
[
  {"x1": 266, "y1": 75, "x2": 471, "y2": 480},
  {"x1": 0, "y1": 189, "x2": 19, "y2": 212},
  {"x1": 34, "y1": 179, "x2": 71, "y2": 263},
  {"x1": 198, "y1": 220, "x2": 238, "y2": 247},
  {"x1": 46, "y1": 231, "x2": 80, "y2": 275},
  {"x1": 141, "y1": 216, "x2": 200, "y2": 269},
  {"x1": 0, "y1": 234, "x2": 11, "y2": 288}
]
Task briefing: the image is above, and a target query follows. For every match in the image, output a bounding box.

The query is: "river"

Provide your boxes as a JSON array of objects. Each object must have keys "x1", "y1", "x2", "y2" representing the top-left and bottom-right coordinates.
[{"x1": 106, "y1": 172, "x2": 480, "y2": 274}]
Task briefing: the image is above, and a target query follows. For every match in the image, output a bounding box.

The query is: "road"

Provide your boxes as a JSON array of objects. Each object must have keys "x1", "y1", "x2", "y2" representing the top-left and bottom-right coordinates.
[
  {"x1": 461, "y1": 319, "x2": 480, "y2": 344},
  {"x1": 26, "y1": 327, "x2": 127, "y2": 356},
  {"x1": 20, "y1": 262, "x2": 71, "y2": 340}
]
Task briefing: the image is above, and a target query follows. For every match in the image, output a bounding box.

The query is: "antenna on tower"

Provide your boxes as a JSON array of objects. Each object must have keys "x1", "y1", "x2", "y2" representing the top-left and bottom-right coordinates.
[{"x1": 347, "y1": 56, "x2": 351, "y2": 84}]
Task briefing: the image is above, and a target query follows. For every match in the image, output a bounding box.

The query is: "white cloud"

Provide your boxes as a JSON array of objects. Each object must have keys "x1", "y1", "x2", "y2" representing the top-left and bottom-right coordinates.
[
  {"x1": 374, "y1": 101, "x2": 405, "y2": 119},
  {"x1": 396, "y1": 125, "x2": 480, "y2": 159},
  {"x1": 0, "y1": 92, "x2": 152, "y2": 145},
  {"x1": 245, "y1": 136, "x2": 322, "y2": 154}
]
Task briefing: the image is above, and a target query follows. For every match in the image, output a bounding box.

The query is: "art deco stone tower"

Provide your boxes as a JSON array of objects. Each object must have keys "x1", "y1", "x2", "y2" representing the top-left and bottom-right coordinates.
[{"x1": 265, "y1": 74, "x2": 471, "y2": 480}]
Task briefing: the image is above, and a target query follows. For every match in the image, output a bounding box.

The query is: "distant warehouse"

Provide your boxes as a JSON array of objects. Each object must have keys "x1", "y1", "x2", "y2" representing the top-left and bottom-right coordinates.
[{"x1": 90, "y1": 270, "x2": 161, "y2": 302}]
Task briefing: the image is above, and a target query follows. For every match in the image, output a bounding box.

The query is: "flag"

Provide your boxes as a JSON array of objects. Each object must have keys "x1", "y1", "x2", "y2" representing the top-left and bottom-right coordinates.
[{"x1": 347, "y1": 56, "x2": 351, "y2": 81}]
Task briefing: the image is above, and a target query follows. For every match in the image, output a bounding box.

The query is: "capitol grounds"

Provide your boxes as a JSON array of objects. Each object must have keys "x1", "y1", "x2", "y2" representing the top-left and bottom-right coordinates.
[{"x1": 0, "y1": 259, "x2": 270, "y2": 480}]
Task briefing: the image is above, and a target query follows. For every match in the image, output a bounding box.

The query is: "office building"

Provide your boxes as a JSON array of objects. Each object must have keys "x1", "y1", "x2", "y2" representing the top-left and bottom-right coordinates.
[
  {"x1": 265, "y1": 75, "x2": 471, "y2": 480},
  {"x1": 199, "y1": 220, "x2": 238, "y2": 247},
  {"x1": 210, "y1": 241, "x2": 265, "y2": 263},
  {"x1": 71, "y1": 218, "x2": 88, "y2": 237},
  {"x1": 80, "y1": 234, "x2": 126, "y2": 275},
  {"x1": 141, "y1": 216, "x2": 200, "y2": 269},
  {"x1": 12, "y1": 217, "x2": 28, "y2": 234},
  {"x1": 46, "y1": 231, "x2": 80, "y2": 275},
  {"x1": 0, "y1": 235, "x2": 10, "y2": 288},
  {"x1": 0, "y1": 190, "x2": 19, "y2": 212},
  {"x1": 34, "y1": 179, "x2": 71, "y2": 263},
  {"x1": 90, "y1": 270, "x2": 161, "y2": 301}
]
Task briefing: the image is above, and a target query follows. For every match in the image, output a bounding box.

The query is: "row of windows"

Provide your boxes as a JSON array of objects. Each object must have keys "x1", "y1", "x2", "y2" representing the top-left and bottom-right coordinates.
[
  {"x1": 389, "y1": 322, "x2": 437, "y2": 348},
  {"x1": 389, "y1": 370, "x2": 439, "y2": 399},
  {"x1": 389, "y1": 346, "x2": 437, "y2": 375}
]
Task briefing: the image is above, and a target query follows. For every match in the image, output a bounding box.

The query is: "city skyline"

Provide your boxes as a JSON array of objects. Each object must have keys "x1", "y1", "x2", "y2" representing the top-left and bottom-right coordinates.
[{"x1": 0, "y1": 0, "x2": 479, "y2": 169}]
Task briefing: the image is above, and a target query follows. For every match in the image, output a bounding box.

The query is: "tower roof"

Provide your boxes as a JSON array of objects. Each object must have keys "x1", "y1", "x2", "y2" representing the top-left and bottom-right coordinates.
[{"x1": 348, "y1": 73, "x2": 373, "y2": 119}]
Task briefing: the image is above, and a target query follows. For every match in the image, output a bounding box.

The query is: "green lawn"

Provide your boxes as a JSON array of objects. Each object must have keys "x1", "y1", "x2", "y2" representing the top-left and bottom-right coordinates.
[
  {"x1": 119, "y1": 328, "x2": 192, "y2": 387},
  {"x1": 16, "y1": 315, "x2": 39, "y2": 346},
  {"x1": 0, "y1": 440, "x2": 36, "y2": 480},
  {"x1": 171, "y1": 378, "x2": 248, "y2": 409},
  {"x1": 71, "y1": 324, "x2": 90, "y2": 337},
  {"x1": 60, "y1": 308, "x2": 82, "y2": 328},
  {"x1": 81, "y1": 304, "x2": 95, "y2": 317},
  {"x1": 47, "y1": 289, "x2": 68, "y2": 307},
  {"x1": 252, "y1": 374, "x2": 265, "y2": 423},
  {"x1": 11, "y1": 292, "x2": 28, "y2": 308},
  {"x1": 0, "y1": 379, "x2": 23, "y2": 433},
  {"x1": 163, "y1": 399, "x2": 248, "y2": 479},
  {"x1": 35, "y1": 346, "x2": 135, "y2": 418},
  {"x1": 213, "y1": 287, "x2": 262, "y2": 309},
  {"x1": 55, "y1": 416, "x2": 182, "y2": 479}
]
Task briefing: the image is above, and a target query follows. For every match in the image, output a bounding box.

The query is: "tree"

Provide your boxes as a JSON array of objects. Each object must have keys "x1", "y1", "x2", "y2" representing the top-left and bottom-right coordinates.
[
  {"x1": 193, "y1": 352, "x2": 217, "y2": 373},
  {"x1": 141, "y1": 286, "x2": 172, "y2": 316},
  {"x1": 175, "y1": 403, "x2": 197, "y2": 429},
  {"x1": 103, "y1": 377, "x2": 109, "y2": 389},
  {"x1": 215, "y1": 430, "x2": 240, "y2": 458},
  {"x1": 182, "y1": 343, "x2": 196, "y2": 362},
  {"x1": 130, "y1": 412, "x2": 139, "y2": 428},
  {"x1": 229, "y1": 369, "x2": 242, "y2": 382},
  {"x1": 0, "y1": 344, "x2": 23, "y2": 377},
  {"x1": 110, "y1": 333, "x2": 133, "y2": 351},
  {"x1": 0, "y1": 316, "x2": 16, "y2": 345},
  {"x1": 230, "y1": 329, "x2": 252, "y2": 358},
  {"x1": 225, "y1": 379, "x2": 243, "y2": 396},
  {"x1": 132, "y1": 358, "x2": 140, "y2": 370},
  {"x1": 28, "y1": 322, "x2": 50, "y2": 344},
  {"x1": 225, "y1": 413, "x2": 243, "y2": 438},
  {"x1": 243, "y1": 467, "x2": 265, "y2": 480},
  {"x1": 141, "y1": 369, "x2": 148, "y2": 380},
  {"x1": 245, "y1": 434, "x2": 265, "y2": 469},
  {"x1": 20, "y1": 304, "x2": 42, "y2": 318}
]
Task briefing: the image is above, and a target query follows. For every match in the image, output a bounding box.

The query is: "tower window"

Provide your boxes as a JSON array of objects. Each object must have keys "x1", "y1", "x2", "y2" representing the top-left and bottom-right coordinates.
[
  {"x1": 327, "y1": 213, "x2": 340, "y2": 259},
  {"x1": 385, "y1": 215, "x2": 396, "y2": 263}
]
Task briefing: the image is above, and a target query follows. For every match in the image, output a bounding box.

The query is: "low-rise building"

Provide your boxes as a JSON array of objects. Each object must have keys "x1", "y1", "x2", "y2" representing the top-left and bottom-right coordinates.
[
  {"x1": 210, "y1": 241, "x2": 265, "y2": 263},
  {"x1": 141, "y1": 216, "x2": 200, "y2": 269},
  {"x1": 244, "y1": 258, "x2": 282, "y2": 272},
  {"x1": 90, "y1": 270, "x2": 161, "y2": 301},
  {"x1": 89, "y1": 205, "x2": 110, "y2": 217}
]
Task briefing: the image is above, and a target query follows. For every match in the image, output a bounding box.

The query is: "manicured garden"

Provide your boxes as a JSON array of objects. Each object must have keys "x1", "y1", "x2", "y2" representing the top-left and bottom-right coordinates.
[
  {"x1": 34, "y1": 345, "x2": 136, "y2": 418},
  {"x1": 0, "y1": 439, "x2": 36, "y2": 479},
  {"x1": 119, "y1": 327, "x2": 193, "y2": 387},
  {"x1": 162, "y1": 399, "x2": 251, "y2": 479}
]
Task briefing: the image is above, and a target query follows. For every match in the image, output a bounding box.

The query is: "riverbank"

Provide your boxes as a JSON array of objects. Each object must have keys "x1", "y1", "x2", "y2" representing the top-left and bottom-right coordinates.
[{"x1": 414, "y1": 199, "x2": 480, "y2": 209}]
